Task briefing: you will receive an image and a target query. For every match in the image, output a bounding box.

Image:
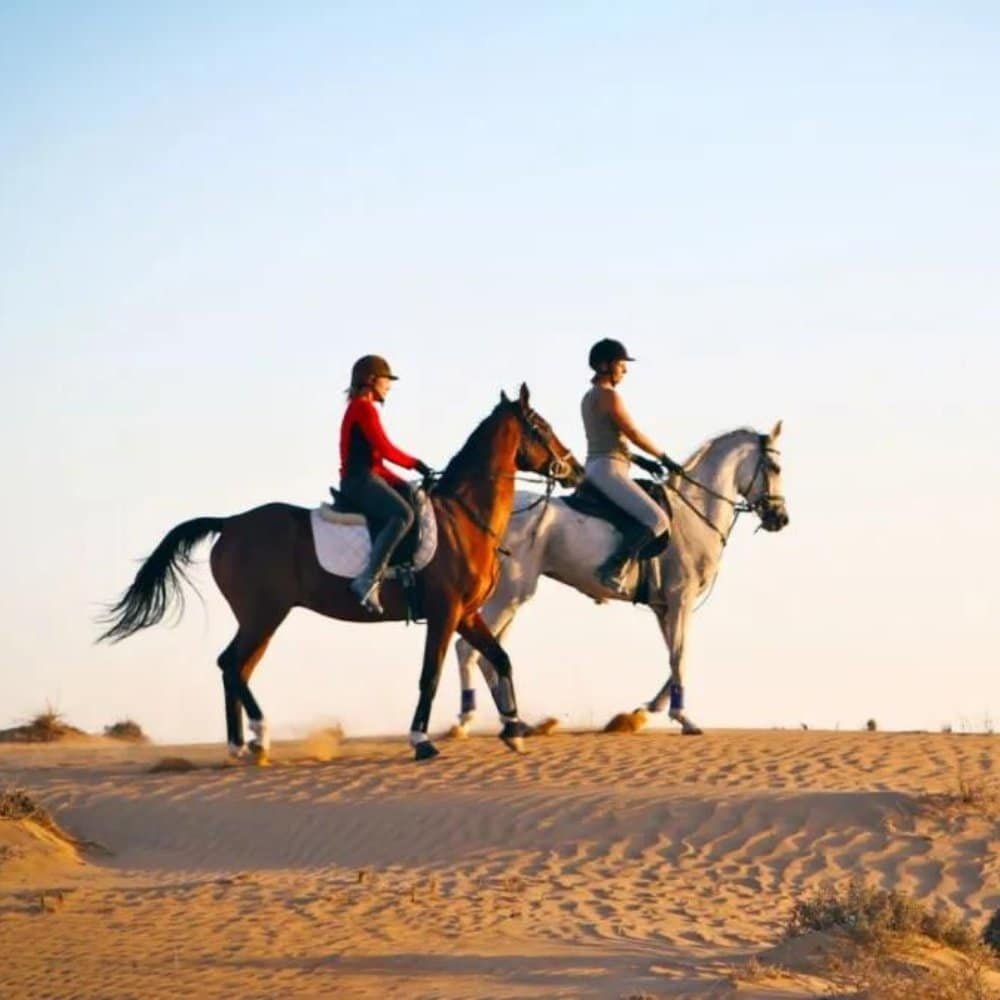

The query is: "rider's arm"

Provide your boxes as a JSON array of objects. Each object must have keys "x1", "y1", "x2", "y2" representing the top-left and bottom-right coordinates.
[
  {"x1": 355, "y1": 399, "x2": 418, "y2": 469},
  {"x1": 606, "y1": 391, "x2": 664, "y2": 459}
]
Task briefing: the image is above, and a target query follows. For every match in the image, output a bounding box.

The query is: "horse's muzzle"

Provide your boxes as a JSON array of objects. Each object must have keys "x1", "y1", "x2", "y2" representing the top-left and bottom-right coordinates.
[{"x1": 760, "y1": 504, "x2": 789, "y2": 532}]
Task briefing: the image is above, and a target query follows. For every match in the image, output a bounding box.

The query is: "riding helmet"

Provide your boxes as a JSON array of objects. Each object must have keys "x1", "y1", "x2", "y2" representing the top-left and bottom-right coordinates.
[
  {"x1": 351, "y1": 355, "x2": 399, "y2": 387},
  {"x1": 588, "y1": 338, "x2": 635, "y2": 371}
]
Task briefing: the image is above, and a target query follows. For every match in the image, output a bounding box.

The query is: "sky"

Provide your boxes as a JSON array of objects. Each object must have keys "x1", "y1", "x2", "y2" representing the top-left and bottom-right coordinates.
[{"x1": 2, "y1": 3, "x2": 998, "y2": 744}]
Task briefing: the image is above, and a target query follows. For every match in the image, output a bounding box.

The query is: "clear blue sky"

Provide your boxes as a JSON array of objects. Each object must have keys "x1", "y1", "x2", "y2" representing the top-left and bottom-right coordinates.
[{"x1": 2, "y1": 3, "x2": 998, "y2": 742}]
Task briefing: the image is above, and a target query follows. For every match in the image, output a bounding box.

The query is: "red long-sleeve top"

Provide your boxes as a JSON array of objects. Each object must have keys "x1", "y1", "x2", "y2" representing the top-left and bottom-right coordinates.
[{"x1": 339, "y1": 396, "x2": 418, "y2": 487}]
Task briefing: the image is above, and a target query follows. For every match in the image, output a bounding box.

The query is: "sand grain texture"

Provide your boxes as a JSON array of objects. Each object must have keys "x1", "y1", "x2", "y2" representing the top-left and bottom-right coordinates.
[{"x1": 2, "y1": 730, "x2": 998, "y2": 998}]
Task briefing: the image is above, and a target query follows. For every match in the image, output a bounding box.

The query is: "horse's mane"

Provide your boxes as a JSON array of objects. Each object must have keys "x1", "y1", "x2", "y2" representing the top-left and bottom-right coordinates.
[
  {"x1": 434, "y1": 402, "x2": 511, "y2": 495},
  {"x1": 683, "y1": 427, "x2": 757, "y2": 470}
]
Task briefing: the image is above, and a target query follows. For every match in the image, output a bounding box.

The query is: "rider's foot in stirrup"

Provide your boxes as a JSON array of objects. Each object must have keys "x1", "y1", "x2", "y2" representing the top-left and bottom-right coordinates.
[
  {"x1": 349, "y1": 575, "x2": 384, "y2": 614},
  {"x1": 597, "y1": 564, "x2": 631, "y2": 596}
]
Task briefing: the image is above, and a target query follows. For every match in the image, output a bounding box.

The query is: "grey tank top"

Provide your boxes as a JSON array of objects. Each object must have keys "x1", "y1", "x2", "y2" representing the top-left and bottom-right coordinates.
[{"x1": 581, "y1": 386, "x2": 630, "y2": 461}]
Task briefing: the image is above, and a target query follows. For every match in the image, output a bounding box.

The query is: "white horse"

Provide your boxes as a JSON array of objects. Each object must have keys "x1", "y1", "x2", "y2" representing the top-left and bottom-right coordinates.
[{"x1": 453, "y1": 422, "x2": 789, "y2": 736}]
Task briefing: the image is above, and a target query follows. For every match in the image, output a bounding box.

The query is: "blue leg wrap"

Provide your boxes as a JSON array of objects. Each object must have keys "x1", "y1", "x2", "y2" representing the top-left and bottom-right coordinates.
[
  {"x1": 461, "y1": 689, "x2": 476, "y2": 714},
  {"x1": 669, "y1": 683, "x2": 684, "y2": 711}
]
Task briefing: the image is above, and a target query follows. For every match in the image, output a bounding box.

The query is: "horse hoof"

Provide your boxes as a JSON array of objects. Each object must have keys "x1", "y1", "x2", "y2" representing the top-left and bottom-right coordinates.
[
  {"x1": 414, "y1": 741, "x2": 440, "y2": 762},
  {"x1": 248, "y1": 741, "x2": 271, "y2": 767},
  {"x1": 500, "y1": 721, "x2": 528, "y2": 754},
  {"x1": 447, "y1": 723, "x2": 469, "y2": 739},
  {"x1": 681, "y1": 725, "x2": 704, "y2": 736}
]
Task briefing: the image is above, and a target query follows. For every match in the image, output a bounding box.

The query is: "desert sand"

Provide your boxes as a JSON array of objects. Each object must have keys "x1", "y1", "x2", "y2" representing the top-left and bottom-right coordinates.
[{"x1": 2, "y1": 728, "x2": 998, "y2": 999}]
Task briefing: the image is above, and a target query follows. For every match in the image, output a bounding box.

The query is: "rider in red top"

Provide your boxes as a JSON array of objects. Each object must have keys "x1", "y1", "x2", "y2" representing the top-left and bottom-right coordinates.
[
  {"x1": 338, "y1": 355, "x2": 432, "y2": 615},
  {"x1": 340, "y1": 393, "x2": 418, "y2": 488}
]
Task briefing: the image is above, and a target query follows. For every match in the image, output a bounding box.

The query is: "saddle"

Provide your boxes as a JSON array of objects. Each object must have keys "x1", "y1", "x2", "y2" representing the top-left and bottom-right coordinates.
[
  {"x1": 323, "y1": 483, "x2": 424, "y2": 568},
  {"x1": 563, "y1": 478, "x2": 672, "y2": 561}
]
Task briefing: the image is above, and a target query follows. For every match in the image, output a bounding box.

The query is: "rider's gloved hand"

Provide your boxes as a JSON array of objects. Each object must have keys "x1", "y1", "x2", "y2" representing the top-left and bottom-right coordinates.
[
  {"x1": 631, "y1": 454, "x2": 662, "y2": 475},
  {"x1": 660, "y1": 453, "x2": 684, "y2": 475},
  {"x1": 414, "y1": 459, "x2": 434, "y2": 478}
]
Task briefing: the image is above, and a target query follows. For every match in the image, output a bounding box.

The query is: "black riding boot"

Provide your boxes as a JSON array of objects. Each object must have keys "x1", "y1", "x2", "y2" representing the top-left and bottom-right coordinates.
[
  {"x1": 350, "y1": 518, "x2": 409, "y2": 615},
  {"x1": 596, "y1": 525, "x2": 659, "y2": 595}
]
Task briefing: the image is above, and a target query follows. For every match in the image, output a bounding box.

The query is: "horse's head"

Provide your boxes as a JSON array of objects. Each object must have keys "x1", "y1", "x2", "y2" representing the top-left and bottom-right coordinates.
[
  {"x1": 500, "y1": 384, "x2": 583, "y2": 488},
  {"x1": 738, "y1": 420, "x2": 789, "y2": 532}
]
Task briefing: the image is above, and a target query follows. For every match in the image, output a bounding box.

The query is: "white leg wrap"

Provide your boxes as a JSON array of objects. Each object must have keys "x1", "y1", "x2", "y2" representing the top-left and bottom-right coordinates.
[
  {"x1": 227, "y1": 743, "x2": 247, "y2": 758},
  {"x1": 249, "y1": 718, "x2": 270, "y2": 751}
]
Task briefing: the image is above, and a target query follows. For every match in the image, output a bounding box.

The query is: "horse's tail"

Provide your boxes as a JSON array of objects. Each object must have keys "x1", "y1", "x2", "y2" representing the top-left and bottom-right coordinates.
[{"x1": 97, "y1": 517, "x2": 227, "y2": 643}]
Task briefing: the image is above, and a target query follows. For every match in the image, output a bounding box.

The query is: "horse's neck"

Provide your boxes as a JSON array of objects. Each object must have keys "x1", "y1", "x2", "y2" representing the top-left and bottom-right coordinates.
[
  {"x1": 668, "y1": 432, "x2": 755, "y2": 570},
  {"x1": 439, "y1": 419, "x2": 518, "y2": 536}
]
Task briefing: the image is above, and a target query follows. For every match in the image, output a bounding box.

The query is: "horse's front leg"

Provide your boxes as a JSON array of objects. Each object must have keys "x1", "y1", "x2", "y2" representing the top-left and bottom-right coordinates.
[
  {"x1": 646, "y1": 599, "x2": 703, "y2": 735},
  {"x1": 457, "y1": 612, "x2": 528, "y2": 753},
  {"x1": 410, "y1": 605, "x2": 464, "y2": 761}
]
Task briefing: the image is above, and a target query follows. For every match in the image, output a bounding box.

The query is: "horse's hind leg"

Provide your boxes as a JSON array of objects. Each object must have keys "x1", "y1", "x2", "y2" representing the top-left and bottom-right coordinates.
[
  {"x1": 217, "y1": 612, "x2": 286, "y2": 764},
  {"x1": 457, "y1": 612, "x2": 527, "y2": 754}
]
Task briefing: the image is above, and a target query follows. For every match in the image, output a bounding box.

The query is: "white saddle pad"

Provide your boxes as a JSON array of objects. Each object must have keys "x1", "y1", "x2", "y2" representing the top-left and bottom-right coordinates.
[{"x1": 309, "y1": 500, "x2": 438, "y2": 579}]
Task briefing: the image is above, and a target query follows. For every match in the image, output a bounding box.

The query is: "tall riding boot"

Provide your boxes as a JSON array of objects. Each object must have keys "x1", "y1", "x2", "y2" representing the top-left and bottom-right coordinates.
[
  {"x1": 596, "y1": 525, "x2": 658, "y2": 595},
  {"x1": 350, "y1": 518, "x2": 408, "y2": 615}
]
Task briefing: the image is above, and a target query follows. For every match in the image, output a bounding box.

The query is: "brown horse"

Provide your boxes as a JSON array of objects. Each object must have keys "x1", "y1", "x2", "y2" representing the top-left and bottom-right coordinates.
[{"x1": 98, "y1": 385, "x2": 582, "y2": 762}]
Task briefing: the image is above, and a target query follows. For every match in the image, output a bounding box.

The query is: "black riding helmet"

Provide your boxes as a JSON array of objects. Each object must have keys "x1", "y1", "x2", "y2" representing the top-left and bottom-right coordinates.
[{"x1": 588, "y1": 338, "x2": 635, "y2": 371}]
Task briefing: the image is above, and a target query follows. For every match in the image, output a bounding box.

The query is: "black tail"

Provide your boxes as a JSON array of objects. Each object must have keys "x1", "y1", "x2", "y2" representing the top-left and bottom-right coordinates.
[{"x1": 97, "y1": 517, "x2": 226, "y2": 643}]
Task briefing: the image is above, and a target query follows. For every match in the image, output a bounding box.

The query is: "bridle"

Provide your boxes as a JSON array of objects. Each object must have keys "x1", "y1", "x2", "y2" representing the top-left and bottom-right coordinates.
[
  {"x1": 432, "y1": 403, "x2": 579, "y2": 554},
  {"x1": 666, "y1": 434, "x2": 786, "y2": 546},
  {"x1": 516, "y1": 404, "x2": 576, "y2": 486}
]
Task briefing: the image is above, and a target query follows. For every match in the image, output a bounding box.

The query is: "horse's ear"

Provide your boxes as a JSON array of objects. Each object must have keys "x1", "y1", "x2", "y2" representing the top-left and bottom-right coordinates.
[
  {"x1": 518, "y1": 383, "x2": 531, "y2": 408},
  {"x1": 500, "y1": 389, "x2": 510, "y2": 405},
  {"x1": 770, "y1": 419, "x2": 783, "y2": 440}
]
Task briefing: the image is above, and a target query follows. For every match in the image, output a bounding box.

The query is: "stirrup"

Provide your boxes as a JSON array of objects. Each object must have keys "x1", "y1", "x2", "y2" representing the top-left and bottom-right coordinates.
[{"x1": 350, "y1": 575, "x2": 384, "y2": 615}]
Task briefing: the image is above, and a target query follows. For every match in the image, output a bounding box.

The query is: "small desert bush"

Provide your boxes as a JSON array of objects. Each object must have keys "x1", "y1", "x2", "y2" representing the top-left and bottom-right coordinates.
[
  {"x1": 0, "y1": 787, "x2": 53, "y2": 824},
  {"x1": 923, "y1": 772, "x2": 1000, "y2": 821},
  {"x1": 787, "y1": 879, "x2": 979, "y2": 953},
  {"x1": 0, "y1": 706, "x2": 86, "y2": 743},
  {"x1": 825, "y1": 947, "x2": 1000, "y2": 1000},
  {"x1": 103, "y1": 719, "x2": 148, "y2": 743}
]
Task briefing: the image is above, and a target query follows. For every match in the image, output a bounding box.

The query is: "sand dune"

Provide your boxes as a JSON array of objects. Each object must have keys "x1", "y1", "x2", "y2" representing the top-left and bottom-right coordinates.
[{"x1": 2, "y1": 730, "x2": 998, "y2": 998}]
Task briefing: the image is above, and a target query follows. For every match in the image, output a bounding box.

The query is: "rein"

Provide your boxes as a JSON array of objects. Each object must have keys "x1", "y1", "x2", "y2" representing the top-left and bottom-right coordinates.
[{"x1": 663, "y1": 435, "x2": 785, "y2": 547}]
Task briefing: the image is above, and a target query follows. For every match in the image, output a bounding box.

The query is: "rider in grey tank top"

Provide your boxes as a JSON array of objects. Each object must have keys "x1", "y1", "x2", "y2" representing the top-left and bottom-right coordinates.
[{"x1": 582, "y1": 339, "x2": 682, "y2": 595}]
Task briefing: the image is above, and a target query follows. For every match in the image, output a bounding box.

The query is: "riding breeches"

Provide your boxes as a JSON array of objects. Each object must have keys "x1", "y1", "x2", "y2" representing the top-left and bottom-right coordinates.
[
  {"x1": 339, "y1": 473, "x2": 415, "y2": 555},
  {"x1": 584, "y1": 456, "x2": 671, "y2": 536}
]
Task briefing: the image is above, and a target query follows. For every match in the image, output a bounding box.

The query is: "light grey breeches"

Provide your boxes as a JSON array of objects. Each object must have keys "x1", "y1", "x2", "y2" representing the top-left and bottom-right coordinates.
[{"x1": 584, "y1": 456, "x2": 671, "y2": 535}]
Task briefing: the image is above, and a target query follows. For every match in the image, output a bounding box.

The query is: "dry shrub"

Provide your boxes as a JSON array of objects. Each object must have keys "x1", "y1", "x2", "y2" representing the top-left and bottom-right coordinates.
[
  {"x1": 825, "y1": 946, "x2": 999, "y2": 999},
  {"x1": 922, "y1": 772, "x2": 1000, "y2": 821},
  {"x1": 103, "y1": 719, "x2": 149, "y2": 743},
  {"x1": 0, "y1": 787, "x2": 54, "y2": 825},
  {"x1": 0, "y1": 707, "x2": 87, "y2": 743},
  {"x1": 0, "y1": 786, "x2": 94, "y2": 851},
  {"x1": 866, "y1": 718, "x2": 878, "y2": 731},
  {"x1": 787, "y1": 879, "x2": 979, "y2": 954},
  {"x1": 149, "y1": 757, "x2": 197, "y2": 773},
  {"x1": 727, "y1": 955, "x2": 782, "y2": 984}
]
